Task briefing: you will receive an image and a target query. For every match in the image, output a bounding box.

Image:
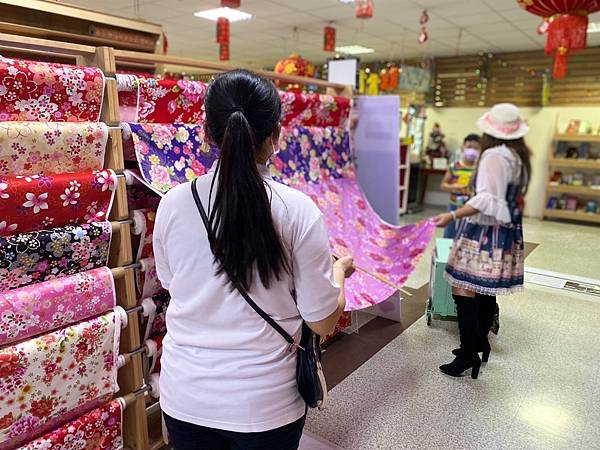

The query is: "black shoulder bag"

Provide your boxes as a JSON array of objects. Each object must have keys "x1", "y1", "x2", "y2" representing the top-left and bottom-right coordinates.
[{"x1": 191, "y1": 178, "x2": 327, "y2": 409}]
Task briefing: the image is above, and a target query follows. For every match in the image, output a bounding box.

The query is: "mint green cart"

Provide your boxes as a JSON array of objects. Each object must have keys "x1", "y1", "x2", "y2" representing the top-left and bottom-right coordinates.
[
  {"x1": 426, "y1": 238, "x2": 500, "y2": 334},
  {"x1": 426, "y1": 238, "x2": 456, "y2": 326}
]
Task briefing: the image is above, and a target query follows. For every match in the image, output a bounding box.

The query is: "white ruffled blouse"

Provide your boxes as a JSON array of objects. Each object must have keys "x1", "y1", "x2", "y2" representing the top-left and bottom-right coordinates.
[{"x1": 466, "y1": 145, "x2": 523, "y2": 225}]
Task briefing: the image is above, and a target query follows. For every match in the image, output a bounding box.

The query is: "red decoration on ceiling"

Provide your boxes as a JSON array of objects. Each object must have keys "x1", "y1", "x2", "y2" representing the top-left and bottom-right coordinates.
[
  {"x1": 420, "y1": 9, "x2": 429, "y2": 24},
  {"x1": 356, "y1": 0, "x2": 373, "y2": 19},
  {"x1": 517, "y1": 0, "x2": 600, "y2": 78},
  {"x1": 221, "y1": 0, "x2": 240, "y2": 7},
  {"x1": 220, "y1": 43, "x2": 230, "y2": 61},
  {"x1": 216, "y1": 17, "x2": 230, "y2": 44},
  {"x1": 324, "y1": 26, "x2": 336, "y2": 52}
]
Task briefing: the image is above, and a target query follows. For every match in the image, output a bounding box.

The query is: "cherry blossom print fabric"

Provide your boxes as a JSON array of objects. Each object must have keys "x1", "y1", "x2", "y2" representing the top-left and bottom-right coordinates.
[
  {"x1": 0, "y1": 170, "x2": 116, "y2": 236},
  {"x1": 126, "y1": 177, "x2": 161, "y2": 210},
  {"x1": 0, "y1": 222, "x2": 112, "y2": 292},
  {"x1": 18, "y1": 399, "x2": 123, "y2": 450},
  {"x1": 124, "y1": 123, "x2": 218, "y2": 194},
  {"x1": 132, "y1": 208, "x2": 156, "y2": 262},
  {"x1": 147, "y1": 334, "x2": 164, "y2": 374},
  {"x1": 136, "y1": 257, "x2": 163, "y2": 299},
  {"x1": 0, "y1": 267, "x2": 116, "y2": 346},
  {"x1": 279, "y1": 91, "x2": 351, "y2": 128},
  {"x1": 0, "y1": 57, "x2": 105, "y2": 122},
  {"x1": 148, "y1": 291, "x2": 169, "y2": 339},
  {"x1": 116, "y1": 74, "x2": 139, "y2": 123},
  {"x1": 0, "y1": 311, "x2": 121, "y2": 449},
  {"x1": 137, "y1": 78, "x2": 207, "y2": 124},
  {"x1": 0, "y1": 122, "x2": 108, "y2": 176}
]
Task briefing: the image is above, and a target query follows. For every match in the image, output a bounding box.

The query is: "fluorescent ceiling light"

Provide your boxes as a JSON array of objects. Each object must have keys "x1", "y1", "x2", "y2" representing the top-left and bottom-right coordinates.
[
  {"x1": 339, "y1": 0, "x2": 355, "y2": 3},
  {"x1": 335, "y1": 45, "x2": 375, "y2": 55},
  {"x1": 588, "y1": 22, "x2": 600, "y2": 33},
  {"x1": 194, "y1": 7, "x2": 252, "y2": 22}
]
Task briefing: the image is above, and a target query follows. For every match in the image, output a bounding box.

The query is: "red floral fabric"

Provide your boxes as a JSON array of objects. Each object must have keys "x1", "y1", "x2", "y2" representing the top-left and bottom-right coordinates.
[
  {"x1": 0, "y1": 57, "x2": 105, "y2": 122},
  {"x1": 279, "y1": 91, "x2": 351, "y2": 128},
  {"x1": 137, "y1": 78, "x2": 207, "y2": 124},
  {"x1": 0, "y1": 170, "x2": 116, "y2": 237},
  {"x1": 19, "y1": 399, "x2": 122, "y2": 450}
]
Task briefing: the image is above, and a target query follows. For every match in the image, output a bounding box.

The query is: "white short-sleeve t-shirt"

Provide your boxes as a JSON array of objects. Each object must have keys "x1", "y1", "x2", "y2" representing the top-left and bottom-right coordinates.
[{"x1": 153, "y1": 165, "x2": 340, "y2": 433}]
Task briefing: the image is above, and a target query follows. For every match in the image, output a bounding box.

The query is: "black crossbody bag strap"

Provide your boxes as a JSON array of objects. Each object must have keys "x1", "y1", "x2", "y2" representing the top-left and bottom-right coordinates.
[{"x1": 191, "y1": 178, "x2": 296, "y2": 348}]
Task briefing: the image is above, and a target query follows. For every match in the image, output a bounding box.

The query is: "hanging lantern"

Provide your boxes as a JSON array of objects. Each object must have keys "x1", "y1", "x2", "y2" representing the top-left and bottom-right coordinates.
[
  {"x1": 216, "y1": 17, "x2": 230, "y2": 44},
  {"x1": 324, "y1": 26, "x2": 336, "y2": 52},
  {"x1": 274, "y1": 54, "x2": 315, "y2": 92},
  {"x1": 219, "y1": 43, "x2": 230, "y2": 61},
  {"x1": 356, "y1": 0, "x2": 373, "y2": 19},
  {"x1": 221, "y1": 0, "x2": 240, "y2": 7},
  {"x1": 517, "y1": 0, "x2": 600, "y2": 78}
]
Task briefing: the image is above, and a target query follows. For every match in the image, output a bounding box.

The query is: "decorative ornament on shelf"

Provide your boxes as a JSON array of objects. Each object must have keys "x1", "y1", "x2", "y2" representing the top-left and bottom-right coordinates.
[
  {"x1": 274, "y1": 54, "x2": 316, "y2": 92},
  {"x1": 355, "y1": 0, "x2": 373, "y2": 19},
  {"x1": 221, "y1": 0, "x2": 240, "y2": 7},
  {"x1": 418, "y1": 9, "x2": 429, "y2": 44},
  {"x1": 517, "y1": 0, "x2": 600, "y2": 78},
  {"x1": 324, "y1": 25, "x2": 336, "y2": 52}
]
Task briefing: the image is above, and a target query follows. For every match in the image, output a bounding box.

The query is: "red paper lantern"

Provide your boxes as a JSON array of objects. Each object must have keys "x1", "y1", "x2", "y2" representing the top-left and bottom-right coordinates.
[
  {"x1": 216, "y1": 17, "x2": 230, "y2": 44},
  {"x1": 221, "y1": 0, "x2": 240, "y2": 7},
  {"x1": 324, "y1": 26, "x2": 336, "y2": 52},
  {"x1": 220, "y1": 43, "x2": 230, "y2": 61},
  {"x1": 517, "y1": 0, "x2": 600, "y2": 78},
  {"x1": 356, "y1": 0, "x2": 373, "y2": 19}
]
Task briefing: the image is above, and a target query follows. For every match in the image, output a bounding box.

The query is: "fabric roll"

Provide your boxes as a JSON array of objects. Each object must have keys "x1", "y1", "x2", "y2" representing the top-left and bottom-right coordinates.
[
  {"x1": 136, "y1": 257, "x2": 164, "y2": 299},
  {"x1": 0, "y1": 267, "x2": 116, "y2": 346},
  {"x1": 0, "y1": 222, "x2": 112, "y2": 292},
  {"x1": 115, "y1": 74, "x2": 139, "y2": 123},
  {"x1": 124, "y1": 123, "x2": 219, "y2": 194},
  {"x1": 0, "y1": 122, "x2": 108, "y2": 176},
  {"x1": 0, "y1": 169, "x2": 117, "y2": 237},
  {"x1": 0, "y1": 57, "x2": 105, "y2": 122},
  {"x1": 0, "y1": 310, "x2": 121, "y2": 449},
  {"x1": 144, "y1": 291, "x2": 170, "y2": 340},
  {"x1": 137, "y1": 78, "x2": 207, "y2": 123},
  {"x1": 132, "y1": 208, "x2": 156, "y2": 262},
  {"x1": 145, "y1": 333, "x2": 165, "y2": 375},
  {"x1": 18, "y1": 399, "x2": 123, "y2": 450},
  {"x1": 126, "y1": 178, "x2": 162, "y2": 210},
  {"x1": 279, "y1": 91, "x2": 351, "y2": 128}
]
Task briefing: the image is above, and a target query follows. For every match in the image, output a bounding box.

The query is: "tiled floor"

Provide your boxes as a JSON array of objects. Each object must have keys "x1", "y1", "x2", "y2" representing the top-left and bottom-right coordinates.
[{"x1": 301, "y1": 214, "x2": 600, "y2": 450}]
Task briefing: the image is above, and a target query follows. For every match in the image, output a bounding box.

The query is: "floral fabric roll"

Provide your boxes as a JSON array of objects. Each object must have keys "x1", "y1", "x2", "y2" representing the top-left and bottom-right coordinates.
[
  {"x1": 0, "y1": 170, "x2": 116, "y2": 236},
  {"x1": 279, "y1": 91, "x2": 351, "y2": 128},
  {"x1": 0, "y1": 222, "x2": 112, "y2": 292},
  {"x1": 0, "y1": 121, "x2": 108, "y2": 176},
  {"x1": 18, "y1": 399, "x2": 123, "y2": 450},
  {"x1": 0, "y1": 267, "x2": 116, "y2": 346},
  {"x1": 0, "y1": 311, "x2": 121, "y2": 448},
  {"x1": 136, "y1": 257, "x2": 164, "y2": 299},
  {"x1": 137, "y1": 78, "x2": 207, "y2": 124},
  {"x1": 0, "y1": 57, "x2": 105, "y2": 122}
]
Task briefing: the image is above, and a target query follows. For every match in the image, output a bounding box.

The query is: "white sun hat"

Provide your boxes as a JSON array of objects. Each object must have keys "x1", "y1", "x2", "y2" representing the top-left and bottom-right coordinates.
[{"x1": 476, "y1": 103, "x2": 529, "y2": 140}]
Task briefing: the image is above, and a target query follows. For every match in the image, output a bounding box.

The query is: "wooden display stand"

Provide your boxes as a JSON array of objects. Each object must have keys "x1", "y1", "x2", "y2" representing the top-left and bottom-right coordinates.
[
  {"x1": 0, "y1": 30, "x2": 351, "y2": 450},
  {"x1": 544, "y1": 132, "x2": 600, "y2": 225}
]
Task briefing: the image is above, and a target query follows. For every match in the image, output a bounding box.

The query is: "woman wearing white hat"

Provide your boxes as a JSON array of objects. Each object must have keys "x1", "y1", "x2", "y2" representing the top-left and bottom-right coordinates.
[{"x1": 433, "y1": 103, "x2": 531, "y2": 379}]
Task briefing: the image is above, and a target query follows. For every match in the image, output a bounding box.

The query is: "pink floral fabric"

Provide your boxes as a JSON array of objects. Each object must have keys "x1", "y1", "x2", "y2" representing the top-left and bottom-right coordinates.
[
  {"x1": 19, "y1": 399, "x2": 122, "y2": 450},
  {"x1": 0, "y1": 57, "x2": 105, "y2": 122},
  {"x1": 0, "y1": 122, "x2": 108, "y2": 176},
  {"x1": 136, "y1": 257, "x2": 163, "y2": 299},
  {"x1": 133, "y1": 208, "x2": 156, "y2": 262},
  {"x1": 0, "y1": 170, "x2": 117, "y2": 237},
  {"x1": 0, "y1": 267, "x2": 116, "y2": 346},
  {"x1": 0, "y1": 311, "x2": 121, "y2": 449}
]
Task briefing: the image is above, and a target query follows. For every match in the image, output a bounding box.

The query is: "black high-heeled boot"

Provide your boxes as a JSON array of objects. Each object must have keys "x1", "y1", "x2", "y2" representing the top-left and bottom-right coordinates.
[
  {"x1": 451, "y1": 294, "x2": 496, "y2": 362},
  {"x1": 440, "y1": 295, "x2": 481, "y2": 379}
]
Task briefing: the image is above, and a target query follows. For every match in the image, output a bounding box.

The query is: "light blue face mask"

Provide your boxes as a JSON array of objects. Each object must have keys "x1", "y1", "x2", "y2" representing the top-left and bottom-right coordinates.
[{"x1": 463, "y1": 148, "x2": 480, "y2": 162}]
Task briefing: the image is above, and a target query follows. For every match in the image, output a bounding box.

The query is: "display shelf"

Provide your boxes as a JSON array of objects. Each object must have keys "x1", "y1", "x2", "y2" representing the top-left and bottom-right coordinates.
[
  {"x1": 549, "y1": 158, "x2": 600, "y2": 170},
  {"x1": 546, "y1": 184, "x2": 600, "y2": 196},
  {"x1": 555, "y1": 134, "x2": 600, "y2": 143},
  {"x1": 544, "y1": 209, "x2": 600, "y2": 224}
]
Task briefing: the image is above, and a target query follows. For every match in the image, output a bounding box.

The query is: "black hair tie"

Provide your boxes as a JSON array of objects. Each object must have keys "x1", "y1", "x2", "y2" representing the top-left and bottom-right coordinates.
[{"x1": 230, "y1": 105, "x2": 244, "y2": 114}]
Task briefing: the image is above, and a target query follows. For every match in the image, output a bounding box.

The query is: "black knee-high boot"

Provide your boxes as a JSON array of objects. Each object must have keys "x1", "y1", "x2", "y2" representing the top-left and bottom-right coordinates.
[
  {"x1": 440, "y1": 295, "x2": 481, "y2": 379},
  {"x1": 477, "y1": 294, "x2": 496, "y2": 362}
]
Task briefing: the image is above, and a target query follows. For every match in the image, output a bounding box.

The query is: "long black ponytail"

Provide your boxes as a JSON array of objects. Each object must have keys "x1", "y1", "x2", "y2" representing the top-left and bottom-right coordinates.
[{"x1": 204, "y1": 69, "x2": 289, "y2": 291}]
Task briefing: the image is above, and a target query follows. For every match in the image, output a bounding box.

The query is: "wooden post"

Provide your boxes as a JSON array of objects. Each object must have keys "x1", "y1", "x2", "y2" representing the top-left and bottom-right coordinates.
[{"x1": 92, "y1": 46, "x2": 149, "y2": 450}]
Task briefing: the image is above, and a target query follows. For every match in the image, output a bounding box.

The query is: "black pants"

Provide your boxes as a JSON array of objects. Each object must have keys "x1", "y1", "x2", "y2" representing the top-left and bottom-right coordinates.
[{"x1": 163, "y1": 413, "x2": 306, "y2": 450}]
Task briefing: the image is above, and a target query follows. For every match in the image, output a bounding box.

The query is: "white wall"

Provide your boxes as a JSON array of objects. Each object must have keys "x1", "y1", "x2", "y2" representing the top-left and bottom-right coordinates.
[{"x1": 424, "y1": 106, "x2": 600, "y2": 218}]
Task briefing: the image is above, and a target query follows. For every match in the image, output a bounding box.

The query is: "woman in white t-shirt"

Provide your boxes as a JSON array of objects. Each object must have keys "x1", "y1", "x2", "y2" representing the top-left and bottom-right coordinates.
[{"x1": 153, "y1": 69, "x2": 354, "y2": 450}]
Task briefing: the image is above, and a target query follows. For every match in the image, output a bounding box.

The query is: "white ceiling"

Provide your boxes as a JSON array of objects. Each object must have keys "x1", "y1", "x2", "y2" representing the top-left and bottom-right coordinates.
[{"x1": 62, "y1": 0, "x2": 600, "y2": 68}]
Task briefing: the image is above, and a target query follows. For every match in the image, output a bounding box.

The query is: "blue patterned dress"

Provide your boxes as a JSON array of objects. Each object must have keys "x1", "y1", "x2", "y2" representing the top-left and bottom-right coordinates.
[{"x1": 445, "y1": 146, "x2": 525, "y2": 295}]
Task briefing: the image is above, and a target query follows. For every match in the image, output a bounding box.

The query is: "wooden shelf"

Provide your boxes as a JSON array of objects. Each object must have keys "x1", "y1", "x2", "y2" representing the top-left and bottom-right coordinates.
[
  {"x1": 546, "y1": 184, "x2": 600, "y2": 196},
  {"x1": 544, "y1": 209, "x2": 600, "y2": 224},
  {"x1": 555, "y1": 134, "x2": 600, "y2": 143},
  {"x1": 549, "y1": 158, "x2": 600, "y2": 170}
]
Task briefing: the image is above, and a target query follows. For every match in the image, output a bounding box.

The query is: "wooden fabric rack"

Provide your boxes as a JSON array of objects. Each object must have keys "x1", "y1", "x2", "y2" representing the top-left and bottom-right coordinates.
[{"x1": 0, "y1": 31, "x2": 350, "y2": 450}]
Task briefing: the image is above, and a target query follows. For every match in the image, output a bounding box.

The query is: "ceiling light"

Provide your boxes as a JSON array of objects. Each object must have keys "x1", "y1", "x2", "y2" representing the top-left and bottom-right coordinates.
[
  {"x1": 194, "y1": 7, "x2": 252, "y2": 22},
  {"x1": 335, "y1": 45, "x2": 375, "y2": 55},
  {"x1": 339, "y1": 0, "x2": 355, "y2": 3},
  {"x1": 588, "y1": 22, "x2": 600, "y2": 33}
]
